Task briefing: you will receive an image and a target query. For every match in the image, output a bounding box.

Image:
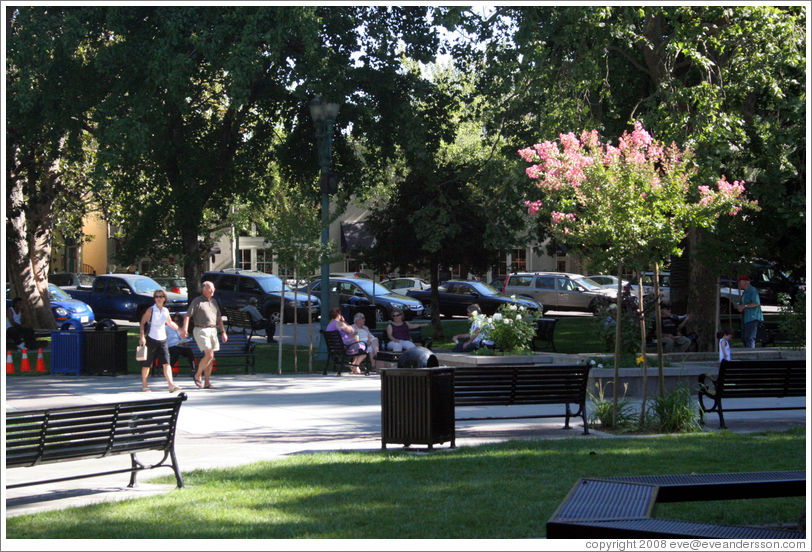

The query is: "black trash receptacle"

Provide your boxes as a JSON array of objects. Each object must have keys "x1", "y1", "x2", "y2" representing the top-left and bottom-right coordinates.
[
  {"x1": 380, "y1": 366, "x2": 455, "y2": 451},
  {"x1": 84, "y1": 328, "x2": 129, "y2": 376},
  {"x1": 397, "y1": 346, "x2": 438, "y2": 368}
]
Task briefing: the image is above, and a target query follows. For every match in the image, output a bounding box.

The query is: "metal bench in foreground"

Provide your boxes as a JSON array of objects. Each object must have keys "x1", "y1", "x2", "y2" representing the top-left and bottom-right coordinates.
[
  {"x1": 6, "y1": 393, "x2": 187, "y2": 490},
  {"x1": 547, "y1": 470, "x2": 806, "y2": 539}
]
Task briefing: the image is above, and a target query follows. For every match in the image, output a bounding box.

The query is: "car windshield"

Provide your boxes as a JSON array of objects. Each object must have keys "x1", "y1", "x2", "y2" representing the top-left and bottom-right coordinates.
[
  {"x1": 77, "y1": 274, "x2": 95, "y2": 286},
  {"x1": 574, "y1": 277, "x2": 604, "y2": 291},
  {"x1": 353, "y1": 280, "x2": 395, "y2": 297},
  {"x1": 48, "y1": 285, "x2": 70, "y2": 301},
  {"x1": 132, "y1": 278, "x2": 163, "y2": 294}
]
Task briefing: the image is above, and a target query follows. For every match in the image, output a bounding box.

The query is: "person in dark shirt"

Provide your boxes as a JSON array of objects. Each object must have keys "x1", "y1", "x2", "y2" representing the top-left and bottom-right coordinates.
[{"x1": 656, "y1": 303, "x2": 692, "y2": 353}]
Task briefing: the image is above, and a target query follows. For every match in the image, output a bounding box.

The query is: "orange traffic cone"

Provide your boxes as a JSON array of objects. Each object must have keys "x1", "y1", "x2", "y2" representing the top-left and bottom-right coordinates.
[
  {"x1": 20, "y1": 348, "x2": 32, "y2": 372},
  {"x1": 35, "y1": 348, "x2": 47, "y2": 372},
  {"x1": 212, "y1": 358, "x2": 217, "y2": 372},
  {"x1": 172, "y1": 360, "x2": 179, "y2": 374},
  {"x1": 6, "y1": 351, "x2": 15, "y2": 374}
]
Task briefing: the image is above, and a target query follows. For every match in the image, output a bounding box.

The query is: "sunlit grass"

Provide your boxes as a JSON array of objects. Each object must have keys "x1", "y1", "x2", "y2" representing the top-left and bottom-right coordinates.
[{"x1": 6, "y1": 428, "x2": 805, "y2": 539}]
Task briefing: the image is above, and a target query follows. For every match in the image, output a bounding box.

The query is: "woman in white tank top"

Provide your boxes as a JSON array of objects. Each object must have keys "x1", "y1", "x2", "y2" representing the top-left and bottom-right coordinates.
[{"x1": 139, "y1": 290, "x2": 182, "y2": 393}]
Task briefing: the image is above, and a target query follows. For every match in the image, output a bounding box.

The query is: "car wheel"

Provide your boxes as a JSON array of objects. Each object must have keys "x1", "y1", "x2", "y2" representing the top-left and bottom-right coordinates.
[
  {"x1": 269, "y1": 310, "x2": 283, "y2": 326},
  {"x1": 421, "y1": 303, "x2": 432, "y2": 319},
  {"x1": 375, "y1": 307, "x2": 387, "y2": 324},
  {"x1": 719, "y1": 298, "x2": 733, "y2": 313}
]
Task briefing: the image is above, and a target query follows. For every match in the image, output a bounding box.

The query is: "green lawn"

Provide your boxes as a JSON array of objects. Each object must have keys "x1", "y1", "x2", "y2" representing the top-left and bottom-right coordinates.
[{"x1": 5, "y1": 429, "x2": 805, "y2": 539}]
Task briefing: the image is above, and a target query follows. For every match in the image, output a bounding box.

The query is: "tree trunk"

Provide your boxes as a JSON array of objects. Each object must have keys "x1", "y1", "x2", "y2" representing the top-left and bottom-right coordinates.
[
  {"x1": 688, "y1": 228, "x2": 718, "y2": 352},
  {"x1": 612, "y1": 262, "x2": 623, "y2": 429},
  {"x1": 429, "y1": 258, "x2": 444, "y2": 340},
  {"x1": 181, "y1": 221, "x2": 204, "y2": 301},
  {"x1": 637, "y1": 269, "x2": 648, "y2": 427},
  {"x1": 653, "y1": 261, "x2": 664, "y2": 394},
  {"x1": 6, "y1": 165, "x2": 56, "y2": 330}
]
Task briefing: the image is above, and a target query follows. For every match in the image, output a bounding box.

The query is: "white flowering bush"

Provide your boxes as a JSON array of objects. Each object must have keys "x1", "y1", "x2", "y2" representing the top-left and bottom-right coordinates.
[{"x1": 483, "y1": 298, "x2": 537, "y2": 353}]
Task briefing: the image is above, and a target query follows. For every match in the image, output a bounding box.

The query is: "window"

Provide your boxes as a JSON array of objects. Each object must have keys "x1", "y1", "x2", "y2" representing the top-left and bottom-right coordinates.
[
  {"x1": 93, "y1": 279, "x2": 107, "y2": 293},
  {"x1": 535, "y1": 277, "x2": 555, "y2": 290},
  {"x1": 508, "y1": 275, "x2": 533, "y2": 287},
  {"x1": 557, "y1": 277, "x2": 575, "y2": 291},
  {"x1": 239, "y1": 249, "x2": 252, "y2": 271},
  {"x1": 218, "y1": 275, "x2": 239, "y2": 292},
  {"x1": 257, "y1": 249, "x2": 273, "y2": 274},
  {"x1": 239, "y1": 277, "x2": 263, "y2": 295}
]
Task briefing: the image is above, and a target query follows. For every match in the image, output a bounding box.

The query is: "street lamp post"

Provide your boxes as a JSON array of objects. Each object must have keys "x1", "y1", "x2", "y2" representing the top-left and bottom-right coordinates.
[{"x1": 310, "y1": 95, "x2": 340, "y2": 361}]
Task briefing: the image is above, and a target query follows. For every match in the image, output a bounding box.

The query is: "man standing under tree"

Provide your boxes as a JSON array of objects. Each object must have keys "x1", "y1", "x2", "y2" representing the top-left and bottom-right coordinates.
[
  {"x1": 182, "y1": 281, "x2": 227, "y2": 389},
  {"x1": 736, "y1": 275, "x2": 763, "y2": 348}
]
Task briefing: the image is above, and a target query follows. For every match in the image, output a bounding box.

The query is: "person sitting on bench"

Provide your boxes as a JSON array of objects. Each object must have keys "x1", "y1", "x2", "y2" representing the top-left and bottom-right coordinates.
[
  {"x1": 240, "y1": 297, "x2": 276, "y2": 343},
  {"x1": 166, "y1": 314, "x2": 196, "y2": 376},
  {"x1": 6, "y1": 297, "x2": 41, "y2": 351},
  {"x1": 657, "y1": 303, "x2": 692, "y2": 353}
]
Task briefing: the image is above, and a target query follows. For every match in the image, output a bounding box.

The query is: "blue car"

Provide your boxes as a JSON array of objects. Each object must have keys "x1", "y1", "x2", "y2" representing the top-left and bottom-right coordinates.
[{"x1": 6, "y1": 284, "x2": 95, "y2": 329}]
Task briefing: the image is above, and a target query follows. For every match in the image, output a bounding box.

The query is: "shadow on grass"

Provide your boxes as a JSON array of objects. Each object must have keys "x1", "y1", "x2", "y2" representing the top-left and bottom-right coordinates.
[{"x1": 6, "y1": 429, "x2": 805, "y2": 539}]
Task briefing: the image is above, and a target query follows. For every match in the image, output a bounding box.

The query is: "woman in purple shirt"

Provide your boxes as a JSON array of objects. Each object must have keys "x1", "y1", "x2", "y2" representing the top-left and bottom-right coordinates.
[{"x1": 325, "y1": 307, "x2": 367, "y2": 374}]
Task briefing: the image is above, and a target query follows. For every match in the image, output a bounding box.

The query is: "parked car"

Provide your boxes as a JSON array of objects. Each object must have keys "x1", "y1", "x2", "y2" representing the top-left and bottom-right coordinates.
[
  {"x1": 502, "y1": 272, "x2": 615, "y2": 314},
  {"x1": 719, "y1": 260, "x2": 801, "y2": 305},
  {"x1": 380, "y1": 277, "x2": 430, "y2": 294},
  {"x1": 6, "y1": 284, "x2": 96, "y2": 329},
  {"x1": 201, "y1": 270, "x2": 320, "y2": 325},
  {"x1": 65, "y1": 274, "x2": 187, "y2": 322},
  {"x1": 407, "y1": 280, "x2": 541, "y2": 319},
  {"x1": 152, "y1": 276, "x2": 187, "y2": 296},
  {"x1": 586, "y1": 274, "x2": 629, "y2": 291},
  {"x1": 307, "y1": 277, "x2": 424, "y2": 323},
  {"x1": 49, "y1": 272, "x2": 96, "y2": 290},
  {"x1": 625, "y1": 272, "x2": 671, "y2": 303}
]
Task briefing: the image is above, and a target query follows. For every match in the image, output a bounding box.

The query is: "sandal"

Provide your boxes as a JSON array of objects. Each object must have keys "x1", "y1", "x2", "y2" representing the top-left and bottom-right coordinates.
[
  {"x1": 169, "y1": 386, "x2": 182, "y2": 393},
  {"x1": 204, "y1": 384, "x2": 217, "y2": 389},
  {"x1": 193, "y1": 378, "x2": 203, "y2": 389},
  {"x1": 141, "y1": 387, "x2": 152, "y2": 392}
]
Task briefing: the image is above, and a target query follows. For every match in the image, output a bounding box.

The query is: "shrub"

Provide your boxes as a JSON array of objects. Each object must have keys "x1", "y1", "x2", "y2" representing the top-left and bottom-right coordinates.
[
  {"x1": 645, "y1": 385, "x2": 702, "y2": 433},
  {"x1": 777, "y1": 287, "x2": 806, "y2": 348},
  {"x1": 588, "y1": 378, "x2": 639, "y2": 429}
]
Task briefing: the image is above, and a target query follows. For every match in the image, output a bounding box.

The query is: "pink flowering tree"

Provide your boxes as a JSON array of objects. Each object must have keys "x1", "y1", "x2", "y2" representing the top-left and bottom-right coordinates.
[{"x1": 520, "y1": 122, "x2": 758, "y2": 426}]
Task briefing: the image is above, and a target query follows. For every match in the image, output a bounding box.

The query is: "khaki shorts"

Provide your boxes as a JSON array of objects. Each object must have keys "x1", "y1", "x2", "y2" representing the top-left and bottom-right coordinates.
[{"x1": 193, "y1": 327, "x2": 220, "y2": 352}]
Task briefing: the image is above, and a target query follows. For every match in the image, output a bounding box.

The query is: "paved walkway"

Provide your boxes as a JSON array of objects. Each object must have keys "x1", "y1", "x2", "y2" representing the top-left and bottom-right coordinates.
[{"x1": 4, "y1": 366, "x2": 806, "y2": 518}]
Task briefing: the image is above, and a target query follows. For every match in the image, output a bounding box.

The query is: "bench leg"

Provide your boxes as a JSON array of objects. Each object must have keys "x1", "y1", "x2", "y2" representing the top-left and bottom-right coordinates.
[
  {"x1": 170, "y1": 447, "x2": 184, "y2": 488},
  {"x1": 128, "y1": 453, "x2": 144, "y2": 488}
]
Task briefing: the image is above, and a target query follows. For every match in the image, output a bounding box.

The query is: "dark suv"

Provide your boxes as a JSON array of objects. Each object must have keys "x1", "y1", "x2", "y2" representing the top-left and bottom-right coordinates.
[{"x1": 201, "y1": 270, "x2": 320, "y2": 325}]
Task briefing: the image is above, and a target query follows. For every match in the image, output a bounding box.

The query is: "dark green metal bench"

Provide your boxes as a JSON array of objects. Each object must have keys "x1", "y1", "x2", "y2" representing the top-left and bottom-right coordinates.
[
  {"x1": 187, "y1": 332, "x2": 256, "y2": 374},
  {"x1": 454, "y1": 364, "x2": 592, "y2": 434},
  {"x1": 6, "y1": 393, "x2": 187, "y2": 489},
  {"x1": 698, "y1": 359, "x2": 806, "y2": 429}
]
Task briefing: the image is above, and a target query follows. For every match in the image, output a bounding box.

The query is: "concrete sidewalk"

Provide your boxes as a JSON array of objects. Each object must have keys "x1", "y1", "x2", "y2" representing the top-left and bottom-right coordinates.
[{"x1": 4, "y1": 370, "x2": 806, "y2": 518}]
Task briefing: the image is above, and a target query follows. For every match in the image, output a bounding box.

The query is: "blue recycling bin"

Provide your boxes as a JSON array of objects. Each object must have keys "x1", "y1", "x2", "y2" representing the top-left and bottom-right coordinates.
[{"x1": 50, "y1": 331, "x2": 86, "y2": 376}]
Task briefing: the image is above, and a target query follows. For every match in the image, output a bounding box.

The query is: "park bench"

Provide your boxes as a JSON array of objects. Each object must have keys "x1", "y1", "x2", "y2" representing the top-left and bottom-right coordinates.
[
  {"x1": 453, "y1": 364, "x2": 592, "y2": 435},
  {"x1": 530, "y1": 318, "x2": 557, "y2": 352},
  {"x1": 755, "y1": 320, "x2": 802, "y2": 347},
  {"x1": 222, "y1": 306, "x2": 268, "y2": 341},
  {"x1": 547, "y1": 470, "x2": 806, "y2": 538},
  {"x1": 187, "y1": 333, "x2": 257, "y2": 375},
  {"x1": 369, "y1": 327, "x2": 432, "y2": 363},
  {"x1": 6, "y1": 393, "x2": 187, "y2": 490},
  {"x1": 320, "y1": 329, "x2": 372, "y2": 376},
  {"x1": 698, "y1": 359, "x2": 806, "y2": 429}
]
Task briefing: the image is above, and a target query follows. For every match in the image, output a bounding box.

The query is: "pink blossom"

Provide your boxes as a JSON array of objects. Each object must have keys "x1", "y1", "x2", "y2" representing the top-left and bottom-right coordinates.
[
  {"x1": 526, "y1": 165, "x2": 543, "y2": 179},
  {"x1": 525, "y1": 200, "x2": 543, "y2": 216},
  {"x1": 630, "y1": 121, "x2": 653, "y2": 148},
  {"x1": 560, "y1": 132, "x2": 580, "y2": 154},
  {"x1": 641, "y1": 192, "x2": 647, "y2": 199},
  {"x1": 518, "y1": 147, "x2": 537, "y2": 163},
  {"x1": 580, "y1": 129, "x2": 600, "y2": 149}
]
